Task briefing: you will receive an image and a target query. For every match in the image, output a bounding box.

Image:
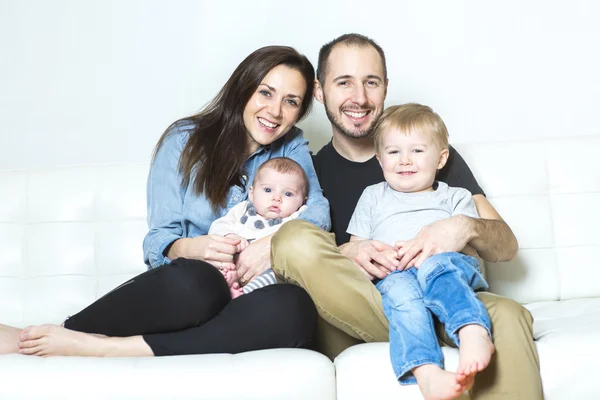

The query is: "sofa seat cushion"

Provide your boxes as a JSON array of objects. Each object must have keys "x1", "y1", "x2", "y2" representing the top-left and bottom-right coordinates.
[
  {"x1": 0, "y1": 349, "x2": 335, "y2": 399},
  {"x1": 525, "y1": 298, "x2": 600, "y2": 400},
  {"x1": 335, "y1": 343, "x2": 467, "y2": 400},
  {"x1": 526, "y1": 298, "x2": 600, "y2": 341},
  {"x1": 335, "y1": 299, "x2": 600, "y2": 400}
]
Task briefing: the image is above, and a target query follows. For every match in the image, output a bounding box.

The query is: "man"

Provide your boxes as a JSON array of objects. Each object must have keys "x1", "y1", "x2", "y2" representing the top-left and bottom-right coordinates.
[{"x1": 271, "y1": 34, "x2": 542, "y2": 399}]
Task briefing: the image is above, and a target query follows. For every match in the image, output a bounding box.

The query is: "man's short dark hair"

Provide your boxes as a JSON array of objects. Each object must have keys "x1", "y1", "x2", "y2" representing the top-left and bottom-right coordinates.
[{"x1": 316, "y1": 33, "x2": 387, "y2": 85}]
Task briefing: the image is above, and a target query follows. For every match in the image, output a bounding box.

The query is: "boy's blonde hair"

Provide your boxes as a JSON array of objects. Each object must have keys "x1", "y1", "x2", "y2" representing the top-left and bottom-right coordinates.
[
  {"x1": 253, "y1": 157, "x2": 309, "y2": 197},
  {"x1": 371, "y1": 103, "x2": 449, "y2": 152}
]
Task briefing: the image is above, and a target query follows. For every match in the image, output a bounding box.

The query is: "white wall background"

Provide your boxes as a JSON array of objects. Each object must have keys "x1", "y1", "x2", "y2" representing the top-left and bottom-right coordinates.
[{"x1": 1, "y1": 0, "x2": 598, "y2": 169}]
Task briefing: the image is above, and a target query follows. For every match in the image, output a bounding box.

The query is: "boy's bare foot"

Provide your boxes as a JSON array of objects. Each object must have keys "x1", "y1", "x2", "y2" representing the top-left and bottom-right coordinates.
[
  {"x1": 457, "y1": 324, "x2": 495, "y2": 376},
  {"x1": 18, "y1": 324, "x2": 112, "y2": 357},
  {"x1": 454, "y1": 370, "x2": 475, "y2": 396},
  {"x1": 414, "y1": 364, "x2": 472, "y2": 400},
  {"x1": 0, "y1": 323, "x2": 21, "y2": 354}
]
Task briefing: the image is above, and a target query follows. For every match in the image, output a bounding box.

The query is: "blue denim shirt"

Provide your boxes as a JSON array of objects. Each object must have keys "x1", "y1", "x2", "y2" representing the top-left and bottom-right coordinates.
[{"x1": 143, "y1": 122, "x2": 331, "y2": 268}]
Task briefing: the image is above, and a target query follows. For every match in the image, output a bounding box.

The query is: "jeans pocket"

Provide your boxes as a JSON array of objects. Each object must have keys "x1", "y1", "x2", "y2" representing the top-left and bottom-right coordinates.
[{"x1": 423, "y1": 260, "x2": 447, "y2": 283}]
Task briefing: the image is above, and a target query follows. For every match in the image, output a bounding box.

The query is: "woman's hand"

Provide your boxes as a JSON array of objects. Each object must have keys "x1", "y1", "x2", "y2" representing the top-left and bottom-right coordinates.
[
  {"x1": 225, "y1": 233, "x2": 250, "y2": 253},
  {"x1": 167, "y1": 235, "x2": 240, "y2": 270},
  {"x1": 236, "y1": 235, "x2": 272, "y2": 286}
]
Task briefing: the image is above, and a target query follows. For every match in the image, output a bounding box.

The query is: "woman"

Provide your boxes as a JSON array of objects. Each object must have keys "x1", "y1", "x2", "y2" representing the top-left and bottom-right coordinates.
[{"x1": 0, "y1": 45, "x2": 330, "y2": 357}]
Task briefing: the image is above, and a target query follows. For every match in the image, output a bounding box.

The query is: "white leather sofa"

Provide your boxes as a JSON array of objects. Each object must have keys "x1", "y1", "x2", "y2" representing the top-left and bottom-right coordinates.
[{"x1": 1, "y1": 135, "x2": 598, "y2": 399}]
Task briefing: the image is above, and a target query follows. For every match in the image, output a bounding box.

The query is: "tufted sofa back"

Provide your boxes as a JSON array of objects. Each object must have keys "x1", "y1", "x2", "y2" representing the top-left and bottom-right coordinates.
[
  {"x1": 0, "y1": 164, "x2": 149, "y2": 327},
  {"x1": 1, "y1": 136, "x2": 599, "y2": 327},
  {"x1": 456, "y1": 135, "x2": 600, "y2": 304}
]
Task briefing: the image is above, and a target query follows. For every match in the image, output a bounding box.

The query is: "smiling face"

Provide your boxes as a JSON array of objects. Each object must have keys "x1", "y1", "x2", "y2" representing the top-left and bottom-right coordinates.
[
  {"x1": 316, "y1": 44, "x2": 388, "y2": 140},
  {"x1": 377, "y1": 128, "x2": 449, "y2": 193},
  {"x1": 243, "y1": 64, "x2": 307, "y2": 154},
  {"x1": 248, "y1": 167, "x2": 306, "y2": 219}
]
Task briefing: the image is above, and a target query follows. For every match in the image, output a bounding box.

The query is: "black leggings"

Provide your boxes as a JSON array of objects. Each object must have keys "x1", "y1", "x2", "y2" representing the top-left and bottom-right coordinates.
[{"x1": 63, "y1": 258, "x2": 318, "y2": 356}]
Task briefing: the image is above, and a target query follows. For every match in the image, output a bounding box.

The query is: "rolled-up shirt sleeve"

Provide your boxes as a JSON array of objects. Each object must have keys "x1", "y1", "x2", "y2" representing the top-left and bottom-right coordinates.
[
  {"x1": 284, "y1": 129, "x2": 331, "y2": 231},
  {"x1": 143, "y1": 129, "x2": 189, "y2": 268}
]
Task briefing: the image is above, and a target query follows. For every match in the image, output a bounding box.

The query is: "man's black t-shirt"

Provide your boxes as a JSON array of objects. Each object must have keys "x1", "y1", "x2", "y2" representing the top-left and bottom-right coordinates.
[{"x1": 312, "y1": 140, "x2": 485, "y2": 245}]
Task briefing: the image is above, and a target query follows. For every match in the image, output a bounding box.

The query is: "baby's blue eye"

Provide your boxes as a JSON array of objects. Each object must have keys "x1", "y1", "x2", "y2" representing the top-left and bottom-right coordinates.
[
  {"x1": 264, "y1": 188, "x2": 271, "y2": 193},
  {"x1": 285, "y1": 192, "x2": 294, "y2": 197}
]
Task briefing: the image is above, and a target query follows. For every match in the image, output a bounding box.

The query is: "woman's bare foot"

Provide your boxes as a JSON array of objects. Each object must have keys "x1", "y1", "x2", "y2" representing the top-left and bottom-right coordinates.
[
  {"x1": 414, "y1": 364, "x2": 473, "y2": 400},
  {"x1": 457, "y1": 324, "x2": 495, "y2": 376},
  {"x1": 18, "y1": 324, "x2": 116, "y2": 357},
  {"x1": 0, "y1": 324, "x2": 21, "y2": 354}
]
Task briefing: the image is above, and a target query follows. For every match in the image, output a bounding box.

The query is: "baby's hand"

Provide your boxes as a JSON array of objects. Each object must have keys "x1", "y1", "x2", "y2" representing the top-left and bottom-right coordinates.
[
  {"x1": 239, "y1": 238, "x2": 249, "y2": 252},
  {"x1": 225, "y1": 233, "x2": 249, "y2": 253}
]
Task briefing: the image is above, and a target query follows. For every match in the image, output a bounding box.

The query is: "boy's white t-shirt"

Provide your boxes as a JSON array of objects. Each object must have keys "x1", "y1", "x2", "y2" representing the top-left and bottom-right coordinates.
[{"x1": 347, "y1": 181, "x2": 479, "y2": 246}]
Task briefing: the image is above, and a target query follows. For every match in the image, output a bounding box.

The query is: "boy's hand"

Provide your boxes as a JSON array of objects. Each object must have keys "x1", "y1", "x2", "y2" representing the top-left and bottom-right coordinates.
[
  {"x1": 340, "y1": 240, "x2": 399, "y2": 280},
  {"x1": 395, "y1": 215, "x2": 470, "y2": 269},
  {"x1": 380, "y1": 249, "x2": 402, "y2": 270}
]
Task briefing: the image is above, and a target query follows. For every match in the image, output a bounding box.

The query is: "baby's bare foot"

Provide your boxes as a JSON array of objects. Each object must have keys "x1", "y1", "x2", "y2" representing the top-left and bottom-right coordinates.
[
  {"x1": 0, "y1": 323, "x2": 21, "y2": 354},
  {"x1": 458, "y1": 324, "x2": 495, "y2": 376},
  {"x1": 414, "y1": 364, "x2": 471, "y2": 400},
  {"x1": 225, "y1": 269, "x2": 239, "y2": 288},
  {"x1": 18, "y1": 324, "x2": 111, "y2": 357},
  {"x1": 230, "y1": 282, "x2": 244, "y2": 299}
]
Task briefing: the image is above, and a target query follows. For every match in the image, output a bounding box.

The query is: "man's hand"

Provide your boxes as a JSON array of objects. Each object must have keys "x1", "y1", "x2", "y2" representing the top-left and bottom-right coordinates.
[
  {"x1": 340, "y1": 240, "x2": 399, "y2": 280},
  {"x1": 395, "y1": 215, "x2": 471, "y2": 269},
  {"x1": 236, "y1": 235, "x2": 272, "y2": 286},
  {"x1": 225, "y1": 233, "x2": 249, "y2": 253}
]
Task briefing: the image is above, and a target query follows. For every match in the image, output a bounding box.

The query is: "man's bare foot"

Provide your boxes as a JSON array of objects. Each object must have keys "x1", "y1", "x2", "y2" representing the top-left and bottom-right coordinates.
[
  {"x1": 18, "y1": 324, "x2": 113, "y2": 357},
  {"x1": 0, "y1": 324, "x2": 21, "y2": 354},
  {"x1": 414, "y1": 364, "x2": 472, "y2": 400},
  {"x1": 230, "y1": 282, "x2": 244, "y2": 299},
  {"x1": 457, "y1": 324, "x2": 495, "y2": 376}
]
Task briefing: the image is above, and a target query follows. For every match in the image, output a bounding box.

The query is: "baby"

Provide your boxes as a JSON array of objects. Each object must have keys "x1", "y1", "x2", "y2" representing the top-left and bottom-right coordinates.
[
  {"x1": 209, "y1": 157, "x2": 308, "y2": 298},
  {"x1": 348, "y1": 103, "x2": 495, "y2": 400}
]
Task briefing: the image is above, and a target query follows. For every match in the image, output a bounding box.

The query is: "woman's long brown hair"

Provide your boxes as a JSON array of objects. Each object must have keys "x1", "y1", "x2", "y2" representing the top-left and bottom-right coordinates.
[{"x1": 153, "y1": 46, "x2": 314, "y2": 211}]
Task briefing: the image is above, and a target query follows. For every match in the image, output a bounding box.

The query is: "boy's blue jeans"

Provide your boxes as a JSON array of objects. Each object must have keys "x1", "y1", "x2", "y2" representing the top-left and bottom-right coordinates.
[{"x1": 376, "y1": 252, "x2": 491, "y2": 384}]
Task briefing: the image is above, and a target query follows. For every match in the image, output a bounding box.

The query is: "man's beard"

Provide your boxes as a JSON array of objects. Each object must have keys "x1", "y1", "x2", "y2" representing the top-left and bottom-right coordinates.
[{"x1": 323, "y1": 98, "x2": 377, "y2": 140}]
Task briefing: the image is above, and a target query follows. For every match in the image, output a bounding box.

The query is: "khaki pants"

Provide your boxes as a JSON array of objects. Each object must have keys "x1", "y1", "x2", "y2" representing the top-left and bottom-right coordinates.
[{"x1": 272, "y1": 220, "x2": 543, "y2": 400}]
